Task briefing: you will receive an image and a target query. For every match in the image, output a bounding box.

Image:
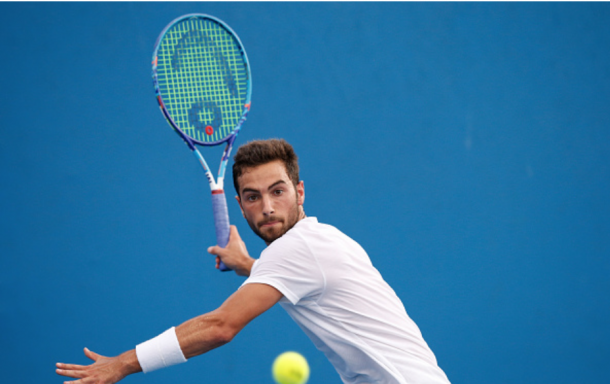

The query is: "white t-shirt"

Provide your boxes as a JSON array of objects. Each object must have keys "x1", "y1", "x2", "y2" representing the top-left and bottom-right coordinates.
[{"x1": 243, "y1": 217, "x2": 450, "y2": 384}]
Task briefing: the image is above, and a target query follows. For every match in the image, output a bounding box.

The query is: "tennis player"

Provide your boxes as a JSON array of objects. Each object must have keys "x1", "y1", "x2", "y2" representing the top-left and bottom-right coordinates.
[{"x1": 56, "y1": 139, "x2": 450, "y2": 384}]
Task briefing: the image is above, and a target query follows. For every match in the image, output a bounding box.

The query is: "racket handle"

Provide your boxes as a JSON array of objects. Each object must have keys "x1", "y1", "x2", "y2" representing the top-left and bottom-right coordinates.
[{"x1": 211, "y1": 190, "x2": 231, "y2": 272}]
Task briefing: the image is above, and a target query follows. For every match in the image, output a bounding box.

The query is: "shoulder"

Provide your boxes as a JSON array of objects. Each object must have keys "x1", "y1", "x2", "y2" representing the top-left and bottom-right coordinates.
[
  {"x1": 264, "y1": 217, "x2": 320, "y2": 254},
  {"x1": 254, "y1": 218, "x2": 331, "y2": 272},
  {"x1": 263, "y1": 217, "x2": 346, "y2": 254},
  {"x1": 246, "y1": 218, "x2": 327, "y2": 304}
]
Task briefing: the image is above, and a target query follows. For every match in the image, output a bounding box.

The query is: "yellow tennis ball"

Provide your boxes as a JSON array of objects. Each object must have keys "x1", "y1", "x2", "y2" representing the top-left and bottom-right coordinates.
[{"x1": 272, "y1": 351, "x2": 310, "y2": 384}]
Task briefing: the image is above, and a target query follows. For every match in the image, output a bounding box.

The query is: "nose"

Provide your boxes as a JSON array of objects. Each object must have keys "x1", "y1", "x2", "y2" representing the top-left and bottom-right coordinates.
[{"x1": 261, "y1": 194, "x2": 275, "y2": 216}]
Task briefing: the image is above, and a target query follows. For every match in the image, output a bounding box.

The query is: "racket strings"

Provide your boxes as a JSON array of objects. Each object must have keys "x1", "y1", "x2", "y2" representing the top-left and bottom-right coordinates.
[{"x1": 156, "y1": 18, "x2": 249, "y2": 144}]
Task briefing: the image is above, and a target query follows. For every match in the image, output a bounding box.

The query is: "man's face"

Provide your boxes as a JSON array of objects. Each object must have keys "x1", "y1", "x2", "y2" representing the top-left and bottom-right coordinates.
[{"x1": 236, "y1": 160, "x2": 305, "y2": 244}]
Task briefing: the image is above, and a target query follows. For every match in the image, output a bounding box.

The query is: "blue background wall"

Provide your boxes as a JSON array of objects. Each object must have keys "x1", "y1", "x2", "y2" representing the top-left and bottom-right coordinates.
[{"x1": 1, "y1": 2, "x2": 609, "y2": 383}]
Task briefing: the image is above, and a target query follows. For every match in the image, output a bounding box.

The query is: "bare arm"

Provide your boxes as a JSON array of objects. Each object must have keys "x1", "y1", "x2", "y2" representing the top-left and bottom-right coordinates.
[
  {"x1": 175, "y1": 283, "x2": 283, "y2": 358},
  {"x1": 56, "y1": 284, "x2": 283, "y2": 383}
]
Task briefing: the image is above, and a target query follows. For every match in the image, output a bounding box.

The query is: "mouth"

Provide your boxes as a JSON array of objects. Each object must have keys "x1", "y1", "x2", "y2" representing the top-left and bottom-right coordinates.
[{"x1": 259, "y1": 219, "x2": 282, "y2": 229}]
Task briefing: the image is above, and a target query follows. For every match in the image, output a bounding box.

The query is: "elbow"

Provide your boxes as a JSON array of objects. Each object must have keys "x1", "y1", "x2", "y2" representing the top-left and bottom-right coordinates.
[
  {"x1": 204, "y1": 312, "x2": 240, "y2": 347},
  {"x1": 178, "y1": 311, "x2": 242, "y2": 359},
  {"x1": 212, "y1": 324, "x2": 237, "y2": 346}
]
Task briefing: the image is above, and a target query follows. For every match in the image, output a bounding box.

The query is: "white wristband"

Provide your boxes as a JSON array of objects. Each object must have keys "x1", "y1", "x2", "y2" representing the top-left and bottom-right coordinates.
[{"x1": 135, "y1": 327, "x2": 187, "y2": 373}]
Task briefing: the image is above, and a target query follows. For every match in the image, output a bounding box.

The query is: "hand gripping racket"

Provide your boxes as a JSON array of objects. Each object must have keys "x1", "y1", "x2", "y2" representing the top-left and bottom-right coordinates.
[{"x1": 152, "y1": 14, "x2": 252, "y2": 271}]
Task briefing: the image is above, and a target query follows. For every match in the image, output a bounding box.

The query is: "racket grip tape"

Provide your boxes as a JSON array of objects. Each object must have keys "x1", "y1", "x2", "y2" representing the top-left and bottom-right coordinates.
[{"x1": 211, "y1": 190, "x2": 231, "y2": 272}]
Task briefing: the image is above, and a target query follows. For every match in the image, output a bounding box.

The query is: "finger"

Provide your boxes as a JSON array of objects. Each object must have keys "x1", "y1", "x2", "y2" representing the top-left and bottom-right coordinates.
[
  {"x1": 56, "y1": 362, "x2": 86, "y2": 370},
  {"x1": 215, "y1": 256, "x2": 220, "y2": 269},
  {"x1": 56, "y1": 368, "x2": 86, "y2": 379},
  {"x1": 210, "y1": 245, "x2": 229, "y2": 258},
  {"x1": 84, "y1": 347, "x2": 101, "y2": 362}
]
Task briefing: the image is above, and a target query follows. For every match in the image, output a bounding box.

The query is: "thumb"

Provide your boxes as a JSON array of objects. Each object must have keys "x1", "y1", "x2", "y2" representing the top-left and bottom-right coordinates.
[
  {"x1": 207, "y1": 245, "x2": 223, "y2": 256},
  {"x1": 84, "y1": 347, "x2": 101, "y2": 362},
  {"x1": 229, "y1": 225, "x2": 241, "y2": 241}
]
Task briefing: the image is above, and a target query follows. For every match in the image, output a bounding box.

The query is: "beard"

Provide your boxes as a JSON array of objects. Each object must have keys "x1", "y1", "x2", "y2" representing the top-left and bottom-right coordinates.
[{"x1": 246, "y1": 196, "x2": 302, "y2": 244}]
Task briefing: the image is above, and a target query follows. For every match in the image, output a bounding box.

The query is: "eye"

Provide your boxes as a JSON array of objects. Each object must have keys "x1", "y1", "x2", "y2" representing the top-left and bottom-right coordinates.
[
  {"x1": 273, "y1": 189, "x2": 284, "y2": 196},
  {"x1": 245, "y1": 194, "x2": 259, "y2": 202}
]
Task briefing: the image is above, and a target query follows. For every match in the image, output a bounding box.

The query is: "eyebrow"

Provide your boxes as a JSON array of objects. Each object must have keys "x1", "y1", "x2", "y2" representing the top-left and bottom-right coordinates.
[{"x1": 241, "y1": 179, "x2": 288, "y2": 195}]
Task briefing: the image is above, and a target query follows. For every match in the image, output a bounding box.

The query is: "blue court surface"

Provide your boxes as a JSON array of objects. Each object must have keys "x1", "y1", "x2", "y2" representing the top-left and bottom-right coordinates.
[{"x1": 0, "y1": 3, "x2": 608, "y2": 384}]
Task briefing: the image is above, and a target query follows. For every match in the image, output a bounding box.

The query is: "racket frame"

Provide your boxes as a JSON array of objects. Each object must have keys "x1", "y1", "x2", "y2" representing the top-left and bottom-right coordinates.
[{"x1": 151, "y1": 13, "x2": 252, "y2": 270}]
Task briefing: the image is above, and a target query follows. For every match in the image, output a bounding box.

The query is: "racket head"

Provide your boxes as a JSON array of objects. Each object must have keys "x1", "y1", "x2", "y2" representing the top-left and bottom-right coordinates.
[{"x1": 152, "y1": 14, "x2": 252, "y2": 147}]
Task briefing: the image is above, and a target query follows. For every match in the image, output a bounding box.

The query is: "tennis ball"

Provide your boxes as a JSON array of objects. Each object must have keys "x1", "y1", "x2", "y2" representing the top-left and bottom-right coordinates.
[{"x1": 272, "y1": 351, "x2": 310, "y2": 384}]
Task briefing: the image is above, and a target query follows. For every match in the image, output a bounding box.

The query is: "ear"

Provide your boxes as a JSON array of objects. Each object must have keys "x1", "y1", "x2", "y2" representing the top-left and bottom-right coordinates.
[
  {"x1": 296, "y1": 180, "x2": 305, "y2": 206},
  {"x1": 235, "y1": 195, "x2": 246, "y2": 218}
]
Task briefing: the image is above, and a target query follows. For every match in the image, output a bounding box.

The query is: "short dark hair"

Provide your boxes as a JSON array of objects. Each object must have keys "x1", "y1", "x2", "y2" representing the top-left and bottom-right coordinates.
[{"x1": 232, "y1": 139, "x2": 299, "y2": 195}]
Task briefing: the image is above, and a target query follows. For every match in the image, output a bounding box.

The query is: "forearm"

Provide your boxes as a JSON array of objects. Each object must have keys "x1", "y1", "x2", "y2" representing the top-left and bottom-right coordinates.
[
  {"x1": 174, "y1": 284, "x2": 279, "y2": 359},
  {"x1": 138, "y1": 287, "x2": 267, "y2": 369},
  {"x1": 175, "y1": 310, "x2": 237, "y2": 359}
]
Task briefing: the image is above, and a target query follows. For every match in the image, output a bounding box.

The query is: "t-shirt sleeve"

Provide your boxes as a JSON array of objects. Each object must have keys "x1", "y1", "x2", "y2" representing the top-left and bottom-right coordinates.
[{"x1": 242, "y1": 233, "x2": 324, "y2": 305}]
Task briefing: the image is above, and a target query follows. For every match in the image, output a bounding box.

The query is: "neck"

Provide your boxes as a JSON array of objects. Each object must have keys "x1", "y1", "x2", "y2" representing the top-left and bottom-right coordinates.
[{"x1": 298, "y1": 207, "x2": 306, "y2": 221}]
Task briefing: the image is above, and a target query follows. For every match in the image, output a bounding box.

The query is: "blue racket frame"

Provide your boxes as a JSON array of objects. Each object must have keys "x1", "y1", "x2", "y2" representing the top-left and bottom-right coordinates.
[{"x1": 152, "y1": 14, "x2": 252, "y2": 271}]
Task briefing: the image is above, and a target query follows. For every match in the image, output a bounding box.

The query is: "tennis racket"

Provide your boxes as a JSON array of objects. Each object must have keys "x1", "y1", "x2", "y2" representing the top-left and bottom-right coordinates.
[{"x1": 152, "y1": 14, "x2": 252, "y2": 271}]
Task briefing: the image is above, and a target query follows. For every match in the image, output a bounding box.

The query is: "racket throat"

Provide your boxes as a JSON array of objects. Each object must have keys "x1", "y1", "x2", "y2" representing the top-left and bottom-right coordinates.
[
  {"x1": 192, "y1": 149, "x2": 222, "y2": 190},
  {"x1": 213, "y1": 177, "x2": 225, "y2": 191},
  {"x1": 206, "y1": 174, "x2": 224, "y2": 191}
]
